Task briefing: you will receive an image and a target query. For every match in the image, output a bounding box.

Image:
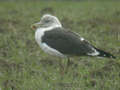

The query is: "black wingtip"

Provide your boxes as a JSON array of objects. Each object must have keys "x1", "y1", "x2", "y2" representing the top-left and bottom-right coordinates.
[{"x1": 96, "y1": 48, "x2": 116, "y2": 59}]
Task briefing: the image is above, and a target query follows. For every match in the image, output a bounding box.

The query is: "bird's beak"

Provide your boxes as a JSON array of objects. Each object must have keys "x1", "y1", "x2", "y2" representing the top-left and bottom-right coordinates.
[{"x1": 31, "y1": 22, "x2": 42, "y2": 30}]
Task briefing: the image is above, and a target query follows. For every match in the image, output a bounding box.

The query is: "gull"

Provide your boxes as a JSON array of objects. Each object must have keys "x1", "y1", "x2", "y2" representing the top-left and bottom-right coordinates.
[{"x1": 31, "y1": 14, "x2": 116, "y2": 70}]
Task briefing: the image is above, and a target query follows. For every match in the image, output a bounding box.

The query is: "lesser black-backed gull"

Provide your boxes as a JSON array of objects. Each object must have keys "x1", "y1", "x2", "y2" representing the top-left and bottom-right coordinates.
[{"x1": 31, "y1": 14, "x2": 116, "y2": 65}]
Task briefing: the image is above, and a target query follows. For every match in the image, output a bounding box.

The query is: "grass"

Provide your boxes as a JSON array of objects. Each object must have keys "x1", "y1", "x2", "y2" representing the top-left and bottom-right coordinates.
[{"x1": 0, "y1": 1, "x2": 120, "y2": 90}]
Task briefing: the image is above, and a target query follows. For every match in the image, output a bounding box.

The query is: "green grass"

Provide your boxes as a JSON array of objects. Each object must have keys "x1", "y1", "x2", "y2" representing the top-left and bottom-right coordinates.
[{"x1": 0, "y1": 1, "x2": 120, "y2": 90}]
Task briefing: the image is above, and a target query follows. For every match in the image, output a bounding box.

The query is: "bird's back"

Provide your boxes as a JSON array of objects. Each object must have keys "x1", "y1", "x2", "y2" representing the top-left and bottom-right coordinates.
[{"x1": 42, "y1": 27, "x2": 96, "y2": 56}]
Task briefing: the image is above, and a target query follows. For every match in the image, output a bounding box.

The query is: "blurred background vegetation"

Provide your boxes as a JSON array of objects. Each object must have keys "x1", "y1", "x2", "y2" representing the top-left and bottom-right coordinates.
[{"x1": 0, "y1": 0, "x2": 120, "y2": 90}]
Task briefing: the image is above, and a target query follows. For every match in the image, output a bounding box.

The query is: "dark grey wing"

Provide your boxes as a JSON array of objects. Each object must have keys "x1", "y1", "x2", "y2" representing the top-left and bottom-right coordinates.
[{"x1": 42, "y1": 27, "x2": 96, "y2": 56}]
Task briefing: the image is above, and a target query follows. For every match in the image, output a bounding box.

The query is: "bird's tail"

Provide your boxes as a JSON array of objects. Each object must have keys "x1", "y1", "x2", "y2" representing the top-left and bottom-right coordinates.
[{"x1": 95, "y1": 48, "x2": 116, "y2": 59}]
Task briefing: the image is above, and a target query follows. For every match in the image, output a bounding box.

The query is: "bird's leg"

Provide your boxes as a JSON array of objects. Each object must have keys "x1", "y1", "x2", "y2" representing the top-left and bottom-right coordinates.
[
  {"x1": 65, "y1": 57, "x2": 72, "y2": 73},
  {"x1": 58, "y1": 59, "x2": 65, "y2": 75},
  {"x1": 58, "y1": 58, "x2": 72, "y2": 75},
  {"x1": 67, "y1": 57, "x2": 71, "y2": 67}
]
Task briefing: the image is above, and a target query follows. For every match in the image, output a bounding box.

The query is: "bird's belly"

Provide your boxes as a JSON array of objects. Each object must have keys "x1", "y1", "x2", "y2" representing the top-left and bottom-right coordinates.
[{"x1": 40, "y1": 42, "x2": 66, "y2": 58}]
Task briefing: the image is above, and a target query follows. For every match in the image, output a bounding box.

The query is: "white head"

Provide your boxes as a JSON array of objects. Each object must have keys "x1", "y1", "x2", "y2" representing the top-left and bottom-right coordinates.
[{"x1": 31, "y1": 14, "x2": 62, "y2": 29}]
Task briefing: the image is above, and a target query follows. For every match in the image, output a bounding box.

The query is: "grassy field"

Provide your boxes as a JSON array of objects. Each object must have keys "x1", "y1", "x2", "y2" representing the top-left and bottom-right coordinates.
[{"x1": 0, "y1": 1, "x2": 120, "y2": 90}]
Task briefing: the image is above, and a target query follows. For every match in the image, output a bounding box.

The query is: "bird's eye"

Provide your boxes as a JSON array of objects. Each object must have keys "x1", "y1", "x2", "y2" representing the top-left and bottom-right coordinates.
[{"x1": 45, "y1": 20, "x2": 50, "y2": 23}]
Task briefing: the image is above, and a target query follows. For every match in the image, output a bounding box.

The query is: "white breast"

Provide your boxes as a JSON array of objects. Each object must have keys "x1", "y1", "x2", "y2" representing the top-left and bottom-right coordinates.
[{"x1": 35, "y1": 27, "x2": 66, "y2": 58}]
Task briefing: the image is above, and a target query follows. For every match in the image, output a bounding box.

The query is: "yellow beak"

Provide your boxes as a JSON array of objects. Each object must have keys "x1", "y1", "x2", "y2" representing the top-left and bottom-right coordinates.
[{"x1": 31, "y1": 22, "x2": 41, "y2": 30}]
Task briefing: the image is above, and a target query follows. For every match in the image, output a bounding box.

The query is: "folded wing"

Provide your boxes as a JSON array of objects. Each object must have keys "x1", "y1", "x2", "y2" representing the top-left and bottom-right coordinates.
[{"x1": 42, "y1": 27, "x2": 98, "y2": 56}]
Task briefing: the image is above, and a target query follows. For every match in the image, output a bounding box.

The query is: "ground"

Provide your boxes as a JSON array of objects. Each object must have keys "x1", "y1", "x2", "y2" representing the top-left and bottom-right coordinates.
[{"x1": 0, "y1": 1, "x2": 120, "y2": 90}]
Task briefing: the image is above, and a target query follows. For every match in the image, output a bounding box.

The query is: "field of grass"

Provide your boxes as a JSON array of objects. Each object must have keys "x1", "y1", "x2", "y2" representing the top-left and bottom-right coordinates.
[{"x1": 0, "y1": 1, "x2": 120, "y2": 90}]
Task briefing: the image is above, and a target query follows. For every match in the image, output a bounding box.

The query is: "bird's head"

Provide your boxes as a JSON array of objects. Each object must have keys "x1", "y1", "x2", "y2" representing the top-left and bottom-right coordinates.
[{"x1": 31, "y1": 14, "x2": 62, "y2": 30}]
